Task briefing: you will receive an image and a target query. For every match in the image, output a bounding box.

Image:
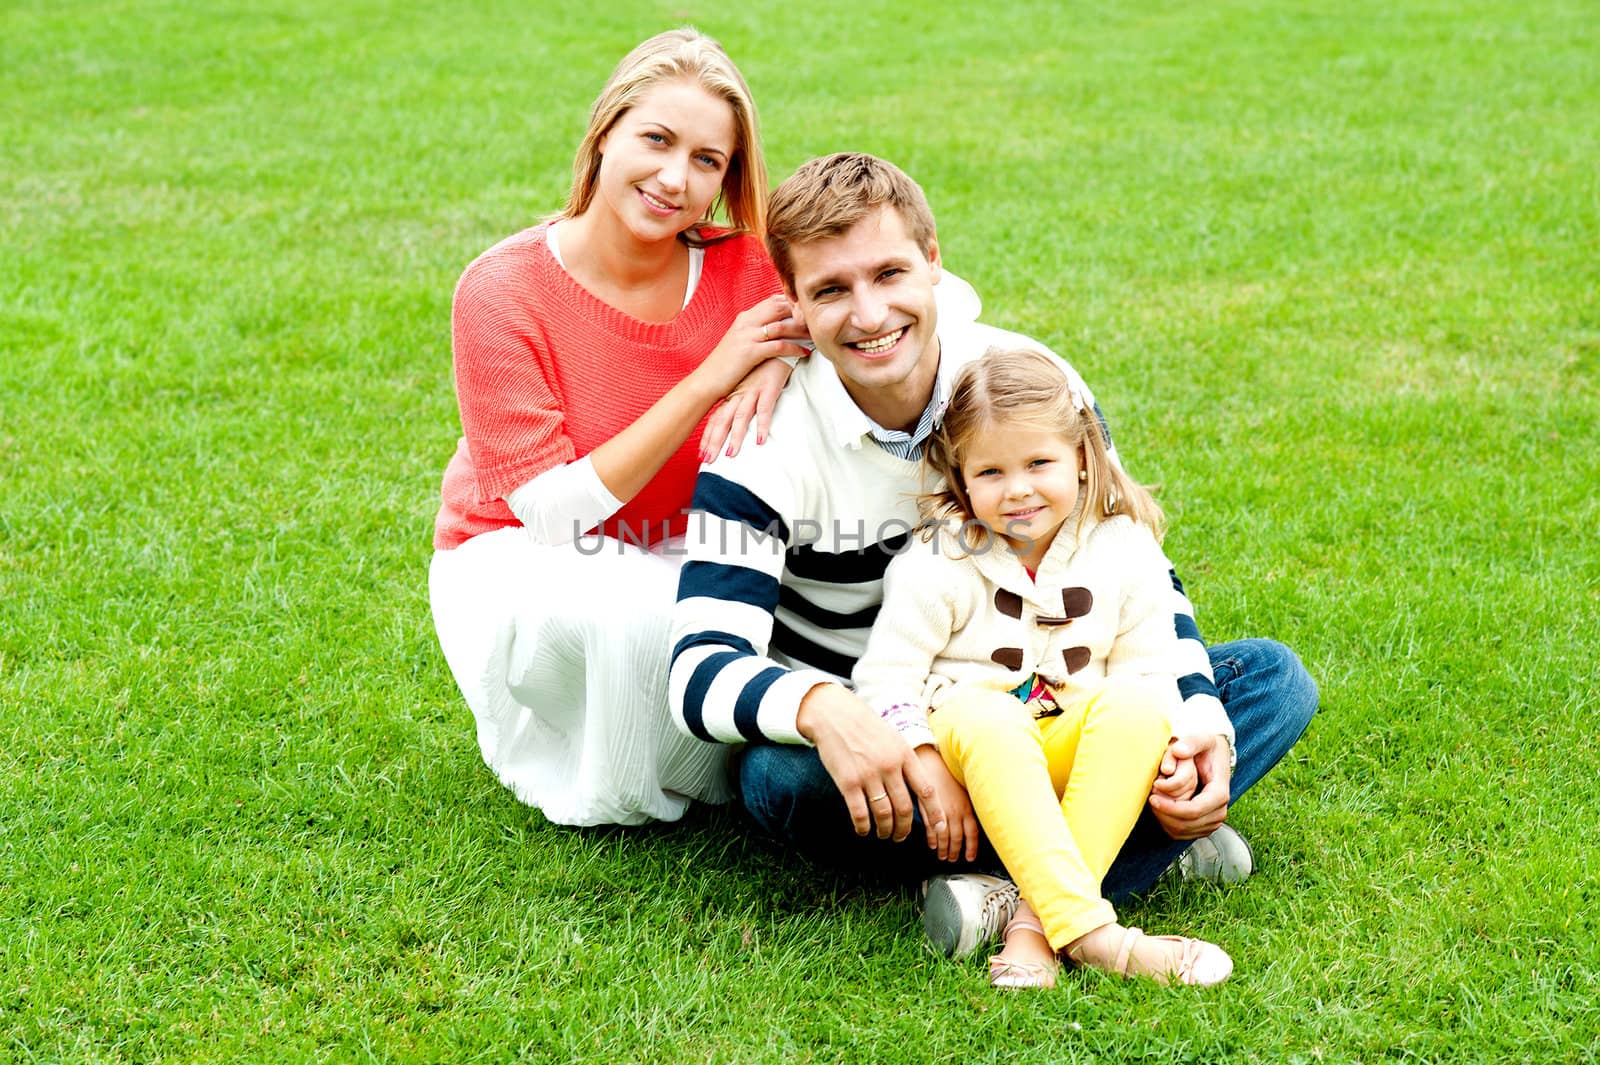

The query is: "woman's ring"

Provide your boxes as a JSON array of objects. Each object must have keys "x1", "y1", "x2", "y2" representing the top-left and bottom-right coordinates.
[
  {"x1": 760, "y1": 323, "x2": 770, "y2": 341},
  {"x1": 868, "y1": 792, "x2": 889, "y2": 803}
]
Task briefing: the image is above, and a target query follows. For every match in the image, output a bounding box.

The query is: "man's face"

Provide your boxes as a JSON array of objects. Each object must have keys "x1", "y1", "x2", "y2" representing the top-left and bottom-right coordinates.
[{"x1": 785, "y1": 206, "x2": 942, "y2": 425}]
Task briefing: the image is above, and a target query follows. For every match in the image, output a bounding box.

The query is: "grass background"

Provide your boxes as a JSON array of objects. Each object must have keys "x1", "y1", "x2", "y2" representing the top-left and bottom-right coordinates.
[{"x1": 3, "y1": 0, "x2": 1597, "y2": 1061}]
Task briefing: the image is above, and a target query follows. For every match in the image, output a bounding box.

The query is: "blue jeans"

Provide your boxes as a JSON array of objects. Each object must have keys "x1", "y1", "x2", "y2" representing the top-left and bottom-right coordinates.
[{"x1": 737, "y1": 638, "x2": 1318, "y2": 897}]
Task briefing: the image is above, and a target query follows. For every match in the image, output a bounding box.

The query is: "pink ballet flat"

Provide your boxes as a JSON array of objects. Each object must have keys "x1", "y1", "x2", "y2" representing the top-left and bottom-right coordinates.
[
  {"x1": 986, "y1": 911, "x2": 1059, "y2": 990},
  {"x1": 1102, "y1": 926, "x2": 1233, "y2": 988}
]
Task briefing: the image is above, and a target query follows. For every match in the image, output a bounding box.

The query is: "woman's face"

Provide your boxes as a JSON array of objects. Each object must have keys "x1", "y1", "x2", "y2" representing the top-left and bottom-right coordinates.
[{"x1": 592, "y1": 78, "x2": 737, "y2": 245}]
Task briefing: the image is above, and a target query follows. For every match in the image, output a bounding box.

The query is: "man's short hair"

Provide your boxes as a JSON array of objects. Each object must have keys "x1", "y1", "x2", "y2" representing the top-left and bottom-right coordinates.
[{"x1": 765, "y1": 153, "x2": 938, "y2": 289}]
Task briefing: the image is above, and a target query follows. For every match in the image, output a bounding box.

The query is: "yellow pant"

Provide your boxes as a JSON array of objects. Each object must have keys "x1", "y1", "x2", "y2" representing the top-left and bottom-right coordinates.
[{"x1": 931, "y1": 676, "x2": 1175, "y2": 949}]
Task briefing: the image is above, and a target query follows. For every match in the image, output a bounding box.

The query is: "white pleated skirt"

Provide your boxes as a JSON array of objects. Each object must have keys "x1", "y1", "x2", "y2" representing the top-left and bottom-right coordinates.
[{"x1": 429, "y1": 525, "x2": 733, "y2": 825}]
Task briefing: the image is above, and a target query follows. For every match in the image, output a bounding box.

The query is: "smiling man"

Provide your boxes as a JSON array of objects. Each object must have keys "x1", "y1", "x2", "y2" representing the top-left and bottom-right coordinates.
[{"x1": 668, "y1": 153, "x2": 1316, "y2": 947}]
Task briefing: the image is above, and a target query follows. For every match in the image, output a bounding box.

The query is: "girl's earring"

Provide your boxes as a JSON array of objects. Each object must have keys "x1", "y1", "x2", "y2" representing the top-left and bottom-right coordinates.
[{"x1": 1078, "y1": 469, "x2": 1088, "y2": 482}]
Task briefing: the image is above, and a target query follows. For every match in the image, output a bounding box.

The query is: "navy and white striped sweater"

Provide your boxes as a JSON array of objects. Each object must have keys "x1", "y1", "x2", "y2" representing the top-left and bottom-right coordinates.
[{"x1": 668, "y1": 319, "x2": 1225, "y2": 748}]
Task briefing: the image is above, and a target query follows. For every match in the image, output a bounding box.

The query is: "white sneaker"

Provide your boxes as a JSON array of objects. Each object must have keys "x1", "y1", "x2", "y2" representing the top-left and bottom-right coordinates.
[
  {"x1": 921, "y1": 873, "x2": 1020, "y2": 958},
  {"x1": 1175, "y1": 824, "x2": 1255, "y2": 884}
]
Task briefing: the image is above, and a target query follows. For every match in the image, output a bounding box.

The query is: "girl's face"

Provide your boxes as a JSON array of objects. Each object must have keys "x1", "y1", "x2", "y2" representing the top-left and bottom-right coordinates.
[
  {"x1": 591, "y1": 78, "x2": 736, "y2": 246},
  {"x1": 959, "y1": 425, "x2": 1082, "y2": 568}
]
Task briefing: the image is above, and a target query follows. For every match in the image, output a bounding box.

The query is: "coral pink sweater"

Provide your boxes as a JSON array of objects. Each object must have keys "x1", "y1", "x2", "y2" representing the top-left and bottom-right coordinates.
[{"x1": 433, "y1": 225, "x2": 783, "y2": 550}]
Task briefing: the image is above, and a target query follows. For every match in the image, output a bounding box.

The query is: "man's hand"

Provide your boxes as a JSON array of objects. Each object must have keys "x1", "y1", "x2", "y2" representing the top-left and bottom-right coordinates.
[
  {"x1": 1148, "y1": 733, "x2": 1232, "y2": 840},
  {"x1": 915, "y1": 745, "x2": 978, "y2": 863},
  {"x1": 796, "y1": 684, "x2": 946, "y2": 843}
]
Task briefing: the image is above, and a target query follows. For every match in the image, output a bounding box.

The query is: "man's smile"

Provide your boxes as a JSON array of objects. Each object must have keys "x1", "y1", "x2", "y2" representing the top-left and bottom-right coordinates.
[{"x1": 847, "y1": 327, "x2": 907, "y2": 356}]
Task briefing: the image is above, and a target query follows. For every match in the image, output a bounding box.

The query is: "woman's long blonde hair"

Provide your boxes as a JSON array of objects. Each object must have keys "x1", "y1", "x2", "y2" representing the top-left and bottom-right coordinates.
[
  {"x1": 558, "y1": 28, "x2": 767, "y2": 242},
  {"x1": 920, "y1": 347, "x2": 1165, "y2": 551}
]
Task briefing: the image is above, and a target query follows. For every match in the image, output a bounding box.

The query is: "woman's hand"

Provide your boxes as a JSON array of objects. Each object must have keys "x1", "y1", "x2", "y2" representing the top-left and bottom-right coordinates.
[
  {"x1": 696, "y1": 293, "x2": 810, "y2": 462},
  {"x1": 700, "y1": 357, "x2": 797, "y2": 462},
  {"x1": 917, "y1": 745, "x2": 979, "y2": 863},
  {"x1": 582, "y1": 300, "x2": 807, "y2": 509},
  {"x1": 692, "y1": 294, "x2": 810, "y2": 402}
]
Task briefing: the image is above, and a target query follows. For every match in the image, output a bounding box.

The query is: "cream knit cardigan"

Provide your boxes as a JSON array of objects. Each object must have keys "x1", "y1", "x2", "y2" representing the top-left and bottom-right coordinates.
[{"x1": 853, "y1": 514, "x2": 1237, "y2": 751}]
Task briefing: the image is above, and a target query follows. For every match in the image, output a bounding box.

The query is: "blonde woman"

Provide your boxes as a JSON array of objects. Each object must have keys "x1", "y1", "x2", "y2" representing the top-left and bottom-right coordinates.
[{"x1": 430, "y1": 30, "x2": 808, "y2": 825}]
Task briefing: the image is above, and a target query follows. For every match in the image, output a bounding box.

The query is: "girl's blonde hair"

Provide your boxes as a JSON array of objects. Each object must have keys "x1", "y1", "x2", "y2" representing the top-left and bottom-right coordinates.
[
  {"x1": 558, "y1": 28, "x2": 768, "y2": 243},
  {"x1": 920, "y1": 348, "x2": 1166, "y2": 550}
]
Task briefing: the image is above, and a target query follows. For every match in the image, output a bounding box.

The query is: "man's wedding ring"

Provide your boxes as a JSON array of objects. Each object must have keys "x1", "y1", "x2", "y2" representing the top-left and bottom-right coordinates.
[{"x1": 868, "y1": 792, "x2": 889, "y2": 803}]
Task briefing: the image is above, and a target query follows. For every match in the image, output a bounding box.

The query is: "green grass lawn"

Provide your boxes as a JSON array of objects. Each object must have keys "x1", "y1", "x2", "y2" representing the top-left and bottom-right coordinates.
[{"x1": 3, "y1": 0, "x2": 1597, "y2": 1060}]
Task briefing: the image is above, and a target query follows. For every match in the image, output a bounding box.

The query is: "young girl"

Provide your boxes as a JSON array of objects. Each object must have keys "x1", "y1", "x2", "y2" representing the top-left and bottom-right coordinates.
[{"x1": 853, "y1": 347, "x2": 1234, "y2": 989}]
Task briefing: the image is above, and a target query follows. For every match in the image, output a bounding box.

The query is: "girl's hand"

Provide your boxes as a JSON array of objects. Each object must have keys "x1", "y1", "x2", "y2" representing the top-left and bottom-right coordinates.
[
  {"x1": 1151, "y1": 738, "x2": 1200, "y2": 802},
  {"x1": 916, "y1": 745, "x2": 979, "y2": 863},
  {"x1": 699, "y1": 355, "x2": 800, "y2": 462},
  {"x1": 692, "y1": 294, "x2": 810, "y2": 402},
  {"x1": 1148, "y1": 733, "x2": 1232, "y2": 840}
]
